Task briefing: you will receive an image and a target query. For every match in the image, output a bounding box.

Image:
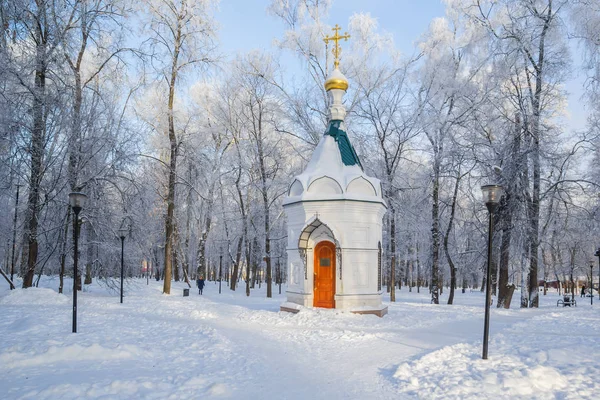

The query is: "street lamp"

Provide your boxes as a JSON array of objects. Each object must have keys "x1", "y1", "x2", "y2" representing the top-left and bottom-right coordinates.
[
  {"x1": 595, "y1": 248, "x2": 600, "y2": 304},
  {"x1": 69, "y1": 191, "x2": 87, "y2": 333},
  {"x1": 481, "y1": 184, "x2": 503, "y2": 360},
  {"x1": 219, "y1": 246, "x2": 223, "y2": 294},
  {"x1": 589, "y1": 261, "x2": 594, "y2": 305},
  {"x1": 118, "y1": 225, "x2": 128, "y2": 304}
]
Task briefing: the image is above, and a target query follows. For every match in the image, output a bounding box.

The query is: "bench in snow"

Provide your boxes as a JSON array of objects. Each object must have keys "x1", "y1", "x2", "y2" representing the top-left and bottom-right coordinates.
[{"x1": 557, "y1": 296, "x2": 576, "y2": 307}]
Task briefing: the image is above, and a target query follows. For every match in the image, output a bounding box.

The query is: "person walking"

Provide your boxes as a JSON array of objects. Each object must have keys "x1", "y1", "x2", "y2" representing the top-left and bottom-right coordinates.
[
  {"x1": 197, "y1": 276, "x2": 205, "y2": 295},
  {"x1": 581, "y1": 285, "x2": 586, "y2": 298}
]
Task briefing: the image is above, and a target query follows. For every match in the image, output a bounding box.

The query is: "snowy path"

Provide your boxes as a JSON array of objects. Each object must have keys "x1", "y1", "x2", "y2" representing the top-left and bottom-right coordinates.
[
  {"x1": 1, "y1": 279, "x2": 599, "y2": 399},
  {"x1": 190, "y1": 290, "x2": 492, "y2": 398}
]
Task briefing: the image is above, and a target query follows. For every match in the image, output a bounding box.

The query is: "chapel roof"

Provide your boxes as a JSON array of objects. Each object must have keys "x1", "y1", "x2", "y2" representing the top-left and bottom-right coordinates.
[
  {"x1": 283, "y1": 26, "x2": 384, "y2": 206},
  {"x1": 325, "y1": 119, "x2": 362, "y2": 168}
]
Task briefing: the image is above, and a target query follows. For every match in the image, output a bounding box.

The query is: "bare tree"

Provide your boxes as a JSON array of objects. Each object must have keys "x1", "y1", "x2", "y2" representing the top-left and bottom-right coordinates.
[
  {"x1": 354, "y1": 60, "x2": 421, "y2": 302},
  {"x1": 143, "y1": 0, "x2": 217, "y2": 294}
]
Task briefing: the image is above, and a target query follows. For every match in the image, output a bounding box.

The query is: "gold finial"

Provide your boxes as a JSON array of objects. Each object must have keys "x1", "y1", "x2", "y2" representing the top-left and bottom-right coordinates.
[{"x1": 323, "y1": 24, "x2": 350, "y2": 69}]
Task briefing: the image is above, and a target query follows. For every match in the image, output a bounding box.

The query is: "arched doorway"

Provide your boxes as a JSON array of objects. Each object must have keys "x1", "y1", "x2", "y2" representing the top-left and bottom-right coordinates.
[{"x1": 313, "y1": 241, "x2": 336, "y2": 308}]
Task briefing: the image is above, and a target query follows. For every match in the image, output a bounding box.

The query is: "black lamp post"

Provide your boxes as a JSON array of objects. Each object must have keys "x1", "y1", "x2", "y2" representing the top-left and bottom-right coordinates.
[
  {"x1": 118, "y1": 225, "x2": 128, "y2": 304},
  {"x1": 590, "y1": 263, "x2": 594, "y2": 306},
  {"x1": 595, "y1": 248, "x2": 600, "y2": 304},
  {"x1": 219, "y1": 247, "x2": 223, "y2": 294},
  {"x1": 69, "y1": 191, "x2": 87, "y2": 333},
  {"x1": 481, "y1": 184, "x2": 503, "y2": 360}
]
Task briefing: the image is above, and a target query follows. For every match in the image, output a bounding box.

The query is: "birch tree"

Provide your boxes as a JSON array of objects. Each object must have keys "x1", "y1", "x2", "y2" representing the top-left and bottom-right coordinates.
[
  {"x1": 416, "y1": 14, "x2": 487, "y2": 304},
  {"x1": 350, "y1": 13, "x2": 422, "y2": 302},
  {"x1": 143, "y1": 0, "x2": 217, "y2": 294},
  {"x1": 7, "y1": 0, "x2": 78, "y2": 288},
  {"x1": 465, "y1": 0, "x2": 570, "y2": 307}
]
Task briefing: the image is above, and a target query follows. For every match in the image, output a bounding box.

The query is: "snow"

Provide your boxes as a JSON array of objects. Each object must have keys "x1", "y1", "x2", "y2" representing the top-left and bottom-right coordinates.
[
  {"x1": 283, "y1": 65, "x2": 383, "y2": 205},
  {"x1": 1, "y1": 279, "x2": 599, "y2": 399},
  {"x1": 283, "y1": 133, "x2": 384, "y2": 204}
]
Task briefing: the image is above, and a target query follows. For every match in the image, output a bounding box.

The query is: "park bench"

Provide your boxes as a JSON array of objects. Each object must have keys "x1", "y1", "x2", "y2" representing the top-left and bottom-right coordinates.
[{"x1": 557, "y1": 296, "x2": 576, "y2": 307}]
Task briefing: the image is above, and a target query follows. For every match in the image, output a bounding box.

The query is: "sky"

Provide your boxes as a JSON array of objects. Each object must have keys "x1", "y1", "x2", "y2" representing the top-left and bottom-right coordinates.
[
  {"x1": 215, "y1": 0, "x2": 588, "y2": 133},
  {"x1": 216, "y1": 0, "x2": 446, "y2": 55}
]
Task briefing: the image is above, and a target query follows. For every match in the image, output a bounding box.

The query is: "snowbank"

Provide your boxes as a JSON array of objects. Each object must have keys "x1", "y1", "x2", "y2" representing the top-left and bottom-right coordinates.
[{"x1": 0, "y1": 279, "x2": 598, "y2": 399}]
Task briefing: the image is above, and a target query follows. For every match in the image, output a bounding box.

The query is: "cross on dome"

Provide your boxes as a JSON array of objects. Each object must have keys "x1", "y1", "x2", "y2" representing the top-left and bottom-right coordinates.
[{"x1": 323, "y1": 24, "x2": 350, "y2": 70}]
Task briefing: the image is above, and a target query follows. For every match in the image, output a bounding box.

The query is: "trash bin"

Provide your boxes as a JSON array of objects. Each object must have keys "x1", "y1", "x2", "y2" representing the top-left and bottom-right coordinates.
[{"x1": 183, "y1": 288, "x2": 189, "y2": 297}]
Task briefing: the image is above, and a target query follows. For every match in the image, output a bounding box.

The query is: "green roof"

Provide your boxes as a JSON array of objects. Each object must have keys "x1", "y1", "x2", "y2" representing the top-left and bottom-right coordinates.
[{"x1": 325, "y1": 120, "x2": 362, "y2": 168}]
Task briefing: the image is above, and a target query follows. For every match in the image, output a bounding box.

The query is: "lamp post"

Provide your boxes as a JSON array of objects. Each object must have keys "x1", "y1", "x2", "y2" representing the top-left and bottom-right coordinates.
[
  {"x1": 481, "y1": 184, "x2": 503, "y2": 360},
  {"x1": 10, "y1": 184, "x2": 20, "y2": 283},
  {"x1": 595, "y1": 248, "x2": 600, "y2": 304},
  {"x1": 219, "y1": 247, "x2": 223, "y2": 294},
  {"x1": 69, "y1": 192, "x2": 87, "y2": 333},
  {"x1": 118, "y1": 225, "x2": 128, "y2": 304},
  {"x1": 590, "y1": 263, "x2": 593, "y2": 305}
]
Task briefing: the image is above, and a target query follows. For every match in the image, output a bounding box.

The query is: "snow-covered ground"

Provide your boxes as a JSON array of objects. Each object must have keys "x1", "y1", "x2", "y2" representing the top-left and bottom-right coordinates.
[{"x1": 1, "y1": 278, "x2": 598, "y2": 399}]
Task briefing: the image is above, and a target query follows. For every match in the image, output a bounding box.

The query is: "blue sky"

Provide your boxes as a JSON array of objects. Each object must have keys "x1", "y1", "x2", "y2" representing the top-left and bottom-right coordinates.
[
  {"x1": 215, "y1": 0, "x2": 588, "y2": 132},
  {"x1": 216, "y1": 0, "x2": 446, "y2": 55}
]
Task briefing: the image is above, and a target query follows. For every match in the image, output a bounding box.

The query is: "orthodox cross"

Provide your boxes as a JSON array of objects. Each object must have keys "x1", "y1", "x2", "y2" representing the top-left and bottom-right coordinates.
[{"x1": 323, "y1": 24, "x2": 350, "y2": 69}]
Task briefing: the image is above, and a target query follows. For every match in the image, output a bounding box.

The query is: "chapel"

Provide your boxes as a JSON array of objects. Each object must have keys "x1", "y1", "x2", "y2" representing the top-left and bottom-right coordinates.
[{"x1": 280, "y1": 25, "x2": 388, "y2": 317}]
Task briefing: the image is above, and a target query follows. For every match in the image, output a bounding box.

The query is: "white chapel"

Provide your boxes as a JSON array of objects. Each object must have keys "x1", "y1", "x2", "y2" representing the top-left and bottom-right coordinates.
[{"x1": 280, "y1": 26, "x2": 388, "y2": 317}]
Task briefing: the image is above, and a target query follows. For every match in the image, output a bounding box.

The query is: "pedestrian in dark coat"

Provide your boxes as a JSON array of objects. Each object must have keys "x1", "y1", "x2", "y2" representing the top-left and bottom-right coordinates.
[
  {"x1": 581, "y1": 285, "x2": 586, "y2": 298},
  {"x1": 197, "y1": 276, "x2": 205, "y2": 295}
]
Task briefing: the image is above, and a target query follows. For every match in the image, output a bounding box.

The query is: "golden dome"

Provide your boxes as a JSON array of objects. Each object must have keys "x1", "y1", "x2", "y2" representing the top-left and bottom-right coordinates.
[
  {"x1": 325, "y1": 77, "x2": 348, "y2": 91},
  {"x1": 324, "y1": 68, "x2": 348, "y2": 91}
]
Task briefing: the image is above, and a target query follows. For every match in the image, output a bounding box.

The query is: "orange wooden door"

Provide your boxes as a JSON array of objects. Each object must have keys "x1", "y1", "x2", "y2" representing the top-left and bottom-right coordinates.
[{"x1": 313, "y1": 241, "x2": 336, "y2": 308}]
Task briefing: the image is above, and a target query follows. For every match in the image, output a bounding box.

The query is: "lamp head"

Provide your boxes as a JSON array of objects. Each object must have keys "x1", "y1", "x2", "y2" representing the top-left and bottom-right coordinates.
[
  {"x1": 118, "y1": 226, "x2": 128, "y2": 239},
  {"x1": 68, "y1": 192, "x2": 87, "y2": 213},
  {"x1": 481, "y1": 185, "x2": 503, "y2": 205}
]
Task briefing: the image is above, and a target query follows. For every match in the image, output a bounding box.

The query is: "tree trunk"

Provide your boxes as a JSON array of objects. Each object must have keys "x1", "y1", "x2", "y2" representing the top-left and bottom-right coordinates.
[
  {"x1": 430, "y1": 159, "x2": 441, "y2": 304},
  {"x1": 497, "y1": 221, "x2": 512, "y2": 308},
  {"x1": 22, "y1": 3, "x2": 48, "y2": 288},
  {"x1": 416, "y1": 241, "x2": 421, "y2": 293},
  {"x1": 251, "y1": 237, "x2": 258, "y2": 289},
  {"x1": 84, "y1": 221, "x2": 94, "y2": 285},
  {"x1": 245, "y1": 240, "x2": 251, "y2": 296},
  {"x1": 520, "y1": 249, "x2": 529, "y2": 308},
  {"x1": 527, "y1": 133, "x2": 541, "y2": 308},
  {"x1": 526, "y1": 2, "x2": 553, "y2": 309},
  {"x1": 230, "y1": 236, "x2": 243, "y2": 291},
  {"x1": 444, "y1": 171, "x2": 461, "y2": 305},
  {"x1": 173, "y1": 221, "x2": 180, "y2": 282},
  {"x1": 491, "y1": 228, "x2": 499, "y2": 297},
  {"x1": 390, "y1": 207, "x2": 396, "y2": 302},
  {"x1": 230, "y1": 162, "x2": 246, "y2": 291},
  {"x1": 58, "y1": 207, "x2": 71, "y2": 294},
  {"x1": 163, "y1": 139, "x2": 177, "y2": 294},
  {"x1": 163, "y1": 25, "x2": 182, "y2": 295},
  {"x1": 498, "y1": 113, "x2": 521, "y2": 307},
  {"x1": 255, "y1": 109, "x2": 272, "y2": 298},
  {"x1": 182, "y1": 168, "x2": 193, "y2": 285},
  {"x1": 9, "y1": 184, "x2": 20, "y2": 283}
]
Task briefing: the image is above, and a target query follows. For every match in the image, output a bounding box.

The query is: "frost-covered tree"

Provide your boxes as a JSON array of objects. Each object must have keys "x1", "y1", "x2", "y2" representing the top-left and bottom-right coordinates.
[
  {"x1": 350, "y1": 15, "x2": 422, "y2": 302},
  {"x1": 141, "y1": 0, "x2": 217, "y2": 294},
  {"x1": 232, "y1": 51, "x2": 291, "y2": 298},
  {"x1": 455, "y1": 0, "x2": 571, "y2": 307},
  {"x1": 415, "y1": 12, "x2": 489, "y2": 304}
]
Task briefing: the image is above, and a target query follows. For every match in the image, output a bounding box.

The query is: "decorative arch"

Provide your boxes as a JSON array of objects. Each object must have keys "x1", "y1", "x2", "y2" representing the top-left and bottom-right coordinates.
[
  {"x1": 346, "y1": 176, "x2": 377, "y2": 196},
  {"x1": 307, "y1": 176, "x2": 343, "y2": 195},
  {"x1": 297, "y1": 216, "x2": 342, "y2": 280},
  {"x1": 288, "y1": 179, "x2": 304, "y2": 196}
]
